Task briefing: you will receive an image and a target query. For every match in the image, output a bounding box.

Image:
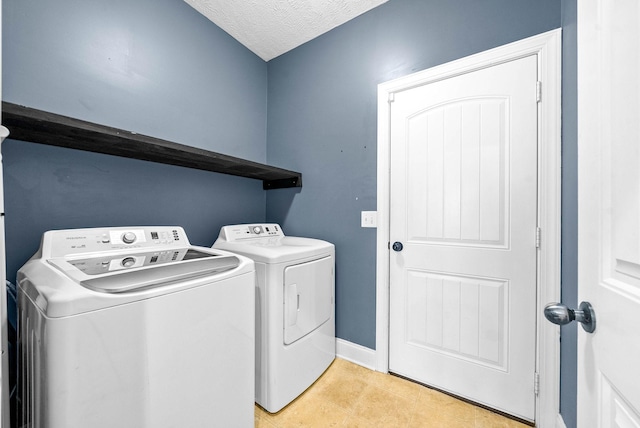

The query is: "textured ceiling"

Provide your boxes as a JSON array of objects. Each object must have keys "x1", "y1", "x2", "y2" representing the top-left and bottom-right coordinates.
[{"x1": 183, "y1": 0, "x2": 388, "y2": 61}]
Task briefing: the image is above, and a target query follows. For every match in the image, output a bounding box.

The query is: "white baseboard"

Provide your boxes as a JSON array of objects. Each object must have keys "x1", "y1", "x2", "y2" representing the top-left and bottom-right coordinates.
[{"x1": 335, "y1": 338, "x2": 377, "y2": 371}]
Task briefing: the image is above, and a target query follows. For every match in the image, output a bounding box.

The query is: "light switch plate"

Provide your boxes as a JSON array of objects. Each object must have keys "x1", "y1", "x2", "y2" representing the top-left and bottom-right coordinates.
[{"x1": 361, "y1": 211, "x2": 377, "y2": 228}]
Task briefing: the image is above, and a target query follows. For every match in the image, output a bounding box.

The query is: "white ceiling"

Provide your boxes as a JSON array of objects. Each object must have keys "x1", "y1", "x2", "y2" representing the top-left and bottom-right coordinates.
[{"x1": 183, "y1": 0, "x2": 389, "y2": 61}]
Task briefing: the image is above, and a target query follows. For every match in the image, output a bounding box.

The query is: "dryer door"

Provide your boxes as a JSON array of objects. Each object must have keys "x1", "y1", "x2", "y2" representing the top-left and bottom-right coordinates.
[{"x1": 283, "y1": 256, "x2": 333, "y2": 345}]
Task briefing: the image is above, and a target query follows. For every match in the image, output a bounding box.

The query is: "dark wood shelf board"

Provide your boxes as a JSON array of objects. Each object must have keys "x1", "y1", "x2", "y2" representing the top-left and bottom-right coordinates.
[{"x1": 1, "y1": 102, "x2": 302, "y2": 189}]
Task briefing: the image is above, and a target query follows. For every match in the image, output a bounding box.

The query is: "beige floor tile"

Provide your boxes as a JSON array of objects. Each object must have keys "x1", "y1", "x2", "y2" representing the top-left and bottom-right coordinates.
[
  {"x1": 344, "y1": 412, "x2": 409, "y2": 428},
  {"x1": 254, "y1": 406, "x2": 279, "y2": 428},
  {"x1": 409, "y1": 413, "x2": 472, "y2": 428},
  {"x1": 311, "y1": 361, "x2": 353, "y2": 391},
  {"x1": 409, "y1": 393, "x2": 475, "y2": 428},
  {"x1": 368, "y1": 371, "x2": 423, "y2": 401},
  {"x1": 329, "y1": 358, "x2": 376, "y2": 383},
  {"x1": 312, "y1": 373, "x2": 369, "y2": 411},
  {"x1": 254, "y1": 415, "x2": 279, "y2": 428},
  {"x1": 505, "y1": 417, "x2": 533, "y2": 428},
  {"x1": 506, "y1": 418, "x2": 531, "y2": 428},
  {"x1": 351, "y1": 384, "x2": 416, "y2": 427},
  {"x1": 253, "y1": 358, "x2": 527, "y2": 428},
  {"x1": 275, "y1": 392, "x2": 349, "y2": 428},
  {"x1": 406, "y1": 387, "x2": 477, "y2": 428},
  {"x1": 475, "y1": 407, "x2": 533, "y2": 428}
]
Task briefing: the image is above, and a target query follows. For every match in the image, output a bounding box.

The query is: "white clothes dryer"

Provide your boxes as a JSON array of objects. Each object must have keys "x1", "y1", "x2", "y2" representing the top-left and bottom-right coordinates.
[
  {"x1": 17, "y1": 226, "x2": 255, "y2": 428},
  {"x1": 213, "y1": 223, "x2": 335, "y2": 413}
]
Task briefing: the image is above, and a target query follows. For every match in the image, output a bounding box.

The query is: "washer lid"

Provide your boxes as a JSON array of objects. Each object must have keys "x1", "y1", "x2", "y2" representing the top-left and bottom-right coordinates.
[{"x1": 213, "y1": 236, "x2": 333, "y2": 263}]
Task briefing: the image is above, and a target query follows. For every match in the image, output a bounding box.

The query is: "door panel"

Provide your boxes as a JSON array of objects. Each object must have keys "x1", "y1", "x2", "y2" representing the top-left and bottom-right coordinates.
[
  {"x1": 390, "y1": 55, "x2": 538, "y2": 420},
  {"x1": 406, "y1": 271, "x2": 508, "y2": 369},
  {"x1": 409, "y1": 98, "x2": 508, "y2": 246},
  {"x1": 578, "y1": 0, "x2": 640, "y2": 425}
]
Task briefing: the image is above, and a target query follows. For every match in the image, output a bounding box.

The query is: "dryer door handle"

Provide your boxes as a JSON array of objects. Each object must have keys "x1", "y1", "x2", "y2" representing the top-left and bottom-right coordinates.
[{"x1": 286, "y1": 283, "x2": 299, "y2": 326}]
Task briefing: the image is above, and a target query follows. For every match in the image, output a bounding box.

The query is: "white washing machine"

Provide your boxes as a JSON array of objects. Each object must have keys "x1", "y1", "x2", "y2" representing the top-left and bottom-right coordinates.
[
  {"x1": 213, "y1": 223, "x2": 335, "y2": 413},
  {"x1": 17, "y1": 226, "x2": 255, "y2": 428}
]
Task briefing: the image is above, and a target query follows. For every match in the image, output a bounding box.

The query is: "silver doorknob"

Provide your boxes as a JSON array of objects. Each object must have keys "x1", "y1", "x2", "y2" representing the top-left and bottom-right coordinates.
[{"x1": 544, "y1": 301, "x2": 596, "y2": 333}]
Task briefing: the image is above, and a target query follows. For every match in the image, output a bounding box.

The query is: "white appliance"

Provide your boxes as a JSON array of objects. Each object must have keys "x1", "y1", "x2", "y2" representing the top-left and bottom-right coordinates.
[
  {"x1": 17, "y1": 226, "x2": 255, "y2": 428},
  {"x1": 213, "y1": 223, "x2": 335, "y2": 413}
]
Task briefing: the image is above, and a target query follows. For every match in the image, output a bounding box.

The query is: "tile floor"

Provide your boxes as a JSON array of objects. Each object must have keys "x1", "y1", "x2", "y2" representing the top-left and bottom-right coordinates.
[{"x1": 254, "y1": 358, "x2": 532, "y2": 428}]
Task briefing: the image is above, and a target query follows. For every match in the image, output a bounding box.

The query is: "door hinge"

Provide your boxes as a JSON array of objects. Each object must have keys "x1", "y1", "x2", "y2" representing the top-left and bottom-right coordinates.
[
  {"x1": 536, "y1": 227, "x2": 542, "y2": 248},
  {"x1": 536, "y1": 81, "x2": 542, "y2": 103},
  {"x1": 534, "y1": 372, "x2": 540, "y2": 396},
  {"x1": 389, "y1": 92, "x2": 395, "y2": 103}
]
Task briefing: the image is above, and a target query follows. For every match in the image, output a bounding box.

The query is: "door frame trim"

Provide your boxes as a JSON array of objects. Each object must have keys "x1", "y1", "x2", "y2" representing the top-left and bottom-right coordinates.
[{"x1": 375, "y1": 29, "x2": 562, "y2": 426}]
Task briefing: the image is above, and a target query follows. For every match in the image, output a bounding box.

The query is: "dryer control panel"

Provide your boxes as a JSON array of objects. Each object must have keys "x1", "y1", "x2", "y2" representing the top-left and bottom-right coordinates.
[
  {"x1": 44, "y1": 226, "x2": 189, "y2": 258},
  {"x1": 218, "y1": 224, "x2": 284, "y2": 242}
]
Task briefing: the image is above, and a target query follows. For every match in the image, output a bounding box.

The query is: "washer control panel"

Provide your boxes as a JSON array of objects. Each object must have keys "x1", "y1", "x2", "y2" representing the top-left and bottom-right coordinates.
[
  {"x1": 66, "y1": 247, "x2": 218, "y2": 275},
  {"x1": 218, "y1": 224, "x2": 284, "y2": 242},
  {"x1": 45, "y1": 226, "x2": 188, "y2": 258}
]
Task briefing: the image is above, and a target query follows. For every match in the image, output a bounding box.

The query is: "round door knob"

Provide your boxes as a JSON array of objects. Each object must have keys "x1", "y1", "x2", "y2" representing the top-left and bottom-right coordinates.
[
  {"x1": 122, "y1": 232, "x2": 137, "y2": 244},
  {"x1": 544, "y1": 301, "x2": 596, "y2": 333},
  {"x1": 543, "y1": 303, "x2": 573, "y2": 325},
  {"x1": 392, "y1": 242, "x2": 403, "y2": 252}
]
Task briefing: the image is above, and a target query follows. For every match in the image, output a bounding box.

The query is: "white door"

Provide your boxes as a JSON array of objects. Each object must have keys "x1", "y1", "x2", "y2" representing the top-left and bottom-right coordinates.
[
  {"x1": 389, "y1": 55, "x2": 539, "y2": 421},
  {"x1": 577, "y1": 0, "x2": 640, "y2": 425}
]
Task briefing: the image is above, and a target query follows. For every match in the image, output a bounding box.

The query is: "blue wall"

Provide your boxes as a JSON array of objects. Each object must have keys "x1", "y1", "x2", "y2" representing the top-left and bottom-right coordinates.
[
  {"x1": 266, "y1": 0, "x2": 561, "y2": 349},
  {"x1": 3, "y1": 0, "x2": 267, "y2": 161},
  {"x1": 2, "y1": 0, "x2": 268, "y2": 282},
  {"x1": 2, "y1": 141, "x2": 264, "y2": 282},
  {"x1": 560, "y1": 0, "x2": 578, "y2": 427},
  {"x1": 3, "y1": 0, "x2": 578, "y2": 424}
]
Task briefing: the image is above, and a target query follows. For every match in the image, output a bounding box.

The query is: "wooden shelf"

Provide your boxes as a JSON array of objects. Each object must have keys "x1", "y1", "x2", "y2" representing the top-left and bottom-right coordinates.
[{"x1": 1, "y1": 102, "x2": 302, "y2": 189}]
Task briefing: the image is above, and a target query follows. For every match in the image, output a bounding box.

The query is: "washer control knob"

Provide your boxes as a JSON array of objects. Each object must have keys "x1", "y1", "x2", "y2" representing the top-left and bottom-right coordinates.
[
  {"x1": 121, "y1": 257, "x2": 136, "y2": 268},
  {"x1": 122, "y1": 232, "x2": 137, "y2": 244},
  {"x1": 252, "y1": 226, "x2": 262, "y2": 234}
]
